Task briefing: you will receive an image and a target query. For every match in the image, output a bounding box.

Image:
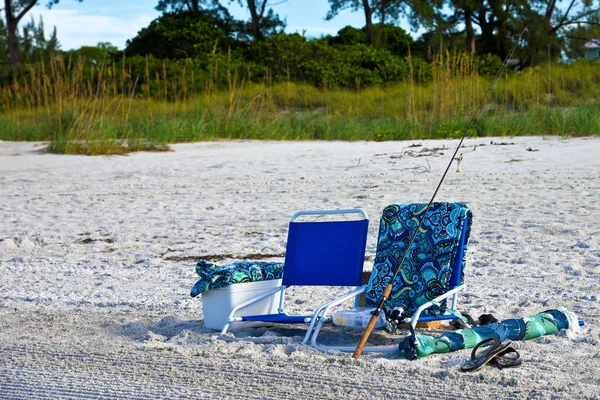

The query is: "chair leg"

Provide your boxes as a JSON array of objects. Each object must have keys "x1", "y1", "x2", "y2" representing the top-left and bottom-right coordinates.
[
  {"x1": 306, "y1": 285, "x2": 397, "y2": 353},
  {"x1": 301, "y1": 302, "x2": 330, "y2": 345},
  {"x1": 409, "y1": 285, "x2": 466, "y2": 334},
  {"x1": 451, "y1": 291, "x2": 459, "y2": 310},
  {"x1": 218, "y1": 286, "x2": 285, "y2": 339},
  {"x1": 310, "y1": 303, "x2": 397, "y2": 353},
  {"x1": 302, "y1": 285, "x2": 366, "y2": 344}
]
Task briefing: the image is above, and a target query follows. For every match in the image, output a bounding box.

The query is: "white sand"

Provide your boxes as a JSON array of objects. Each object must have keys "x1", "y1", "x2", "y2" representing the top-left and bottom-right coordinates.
[{"x1": 1, "y1": 137, "x2": 599, "y2": 399}]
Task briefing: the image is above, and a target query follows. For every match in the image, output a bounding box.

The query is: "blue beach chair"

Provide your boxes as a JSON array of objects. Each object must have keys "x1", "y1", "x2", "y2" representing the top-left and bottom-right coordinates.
[
  {"x1": 218, "y1": 209, "x2": 369, "y2": 341},
  {"x1": 308, "y1": 202, "x2": 473, "y2": 352}
]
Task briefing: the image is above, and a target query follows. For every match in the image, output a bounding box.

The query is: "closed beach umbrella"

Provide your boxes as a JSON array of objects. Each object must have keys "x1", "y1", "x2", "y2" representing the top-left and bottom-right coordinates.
[{"x1": 398, "y1": 308, "x2": 580, "y2": 359}]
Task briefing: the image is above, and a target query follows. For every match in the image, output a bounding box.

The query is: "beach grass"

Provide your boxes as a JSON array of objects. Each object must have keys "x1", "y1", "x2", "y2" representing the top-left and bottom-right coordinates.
[{"x1": 0, "y1": 53, "x2": 598, "y2": 155}]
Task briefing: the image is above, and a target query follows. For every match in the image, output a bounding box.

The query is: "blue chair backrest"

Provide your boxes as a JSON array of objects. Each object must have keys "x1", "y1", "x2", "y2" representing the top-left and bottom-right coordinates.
[
  {"x1": 365, "y1": 203, "x2": 472, "y2": 315},
  {"x1": 282, "y1": 218, "x2": 369, "y2": 286}
]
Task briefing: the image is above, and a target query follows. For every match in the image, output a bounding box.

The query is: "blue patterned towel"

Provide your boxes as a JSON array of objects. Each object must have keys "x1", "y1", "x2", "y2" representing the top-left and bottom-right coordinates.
[
  {"x1": 190, "y1": 260, "x2": 284, "y2": 297},
  {"x1": 365, "y1": 203, "x2": 472, "y2": 316}
]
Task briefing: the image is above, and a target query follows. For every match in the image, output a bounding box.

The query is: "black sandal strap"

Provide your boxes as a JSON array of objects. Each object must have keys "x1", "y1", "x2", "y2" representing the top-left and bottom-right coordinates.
[{"x1": 470, "y1": 337, "x2": 499, "y2": 361}]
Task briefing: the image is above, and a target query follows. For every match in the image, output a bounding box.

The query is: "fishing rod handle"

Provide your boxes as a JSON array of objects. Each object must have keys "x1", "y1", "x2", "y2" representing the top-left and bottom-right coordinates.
[
  {"x1": 352, "y1": 284, "x2": 393, "y2": 359},
  {"x1": 352, "y1": 314, "x2": 379, "y2": 359}
]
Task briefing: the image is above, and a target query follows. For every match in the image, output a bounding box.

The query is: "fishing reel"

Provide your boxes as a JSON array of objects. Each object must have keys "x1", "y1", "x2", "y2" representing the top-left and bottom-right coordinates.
[{"x1": 383, "y1": 307, "x2": 409, "y2": 334}]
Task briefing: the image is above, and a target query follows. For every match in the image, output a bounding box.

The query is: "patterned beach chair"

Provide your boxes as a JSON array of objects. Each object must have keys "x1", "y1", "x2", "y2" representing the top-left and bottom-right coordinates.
[
  {"x1": 212, "y1": 209, "x2": 370, "y2": 341},
  {"x1": 308, "y1": 202, "x2": 473, "y2": 352}
]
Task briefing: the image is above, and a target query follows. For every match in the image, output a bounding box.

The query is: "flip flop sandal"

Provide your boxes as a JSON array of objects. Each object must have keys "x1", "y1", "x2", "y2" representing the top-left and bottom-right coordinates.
[
  {"x1": 491, "y1": 346, "x2": 522, "y2": 369},
  {"x1": 460, "y1": 337, "x2": 513, "y2": 373}
]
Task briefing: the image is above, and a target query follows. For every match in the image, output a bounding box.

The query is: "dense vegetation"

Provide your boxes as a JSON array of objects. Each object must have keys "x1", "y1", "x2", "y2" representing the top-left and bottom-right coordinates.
[
  {"x1": 1, "y1": 50, "x2": 598, "y2": 155},
  {"x1": 1, "y1": 0, "x2": 599, "y2": 154}
]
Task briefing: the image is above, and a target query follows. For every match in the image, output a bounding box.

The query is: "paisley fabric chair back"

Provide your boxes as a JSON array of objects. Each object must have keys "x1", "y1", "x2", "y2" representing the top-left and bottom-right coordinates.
[{"x1": 365, "y1": 203, "x2": 473, "y2": 316}]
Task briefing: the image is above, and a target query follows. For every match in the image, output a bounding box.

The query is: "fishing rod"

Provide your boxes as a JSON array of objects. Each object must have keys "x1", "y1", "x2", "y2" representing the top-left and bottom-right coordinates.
[{"x1": 352, "y1": 27, "x2": 529, "y2": 360}]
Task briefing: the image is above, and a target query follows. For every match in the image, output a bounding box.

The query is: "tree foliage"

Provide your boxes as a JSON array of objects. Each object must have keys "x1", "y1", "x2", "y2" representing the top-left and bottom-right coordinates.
[
  {"x1": 231, "y1": 0, "x2": 286, "y2": 40},
  {"x1": 0, "y1": 12, "x2": 61, "y2": 83},
  {"x1": 439, "y1": 0, "x2": 600, "y2": 65},
  {"x1": 3, "y1": 0, "x2": 81, "y2": 68},
  {"x1": 327, "y1": 24, "x2": 413, "y2": 55},
  {"x1": 326, "y1": 0, "x2": 442, "y2": 46},
  {"x1": 0, "y1": 18, "x2": 9, "y2": 73},
  {"x1": 155, "y1": 0, "x2": 220, "y2": 15},
  {"x1": 245, "y1": 32, "x2": 409, "y2": 86},
  {"x1": 564, "y1": 12, "x2": 600, "y2": 58},
  {"x1": 75, "y1": 42, "x2": 119, "y2": 64},
  {"x1": 3, "y1": 0, "x2": 599, "y2": 94},
  {"x1": 19, "y1": 15, "x2": 60, "y2": 61},
  {"x1": 126, "y1": 9, "x2": 244, "y2": 59}
]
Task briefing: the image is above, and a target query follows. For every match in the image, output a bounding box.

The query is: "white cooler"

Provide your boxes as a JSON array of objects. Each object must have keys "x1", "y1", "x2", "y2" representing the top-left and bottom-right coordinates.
[{"x1": 201, "y1": 279, "x2": 283, "y2": 330}]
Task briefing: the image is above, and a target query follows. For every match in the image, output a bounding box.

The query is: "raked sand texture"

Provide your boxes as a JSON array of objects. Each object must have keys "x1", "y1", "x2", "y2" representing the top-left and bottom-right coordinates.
[{"x1": 1, "y1": 137, "x2": 599, "y2": 399}]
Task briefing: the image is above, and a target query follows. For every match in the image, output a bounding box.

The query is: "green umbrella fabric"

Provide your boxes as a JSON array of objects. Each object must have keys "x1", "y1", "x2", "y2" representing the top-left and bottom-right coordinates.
[{"x1": 398, "y1": 308, "x2": 580, "y2": 360}]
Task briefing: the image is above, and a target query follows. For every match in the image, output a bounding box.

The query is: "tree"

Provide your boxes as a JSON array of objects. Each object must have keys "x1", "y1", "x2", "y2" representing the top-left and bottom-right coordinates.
[
  {"x1": 326, "y1": 0, "x2": 377, "y2": 45},
  {"x1": 327, "y1": 24, "x2": 413, "y2": 55},
  {"x1": 441, "y1": 0, "x2": 600, "y2": 64},
  {"x1": 375, "y1": 23, "x2": 413, "y2": 55},
  {"x1": 20, "y1": 15, "x2": 55, "y2": 61},
  {"x1": 126, "y1": 10, "x2": 242, "y2": 59},
  {"x1": 564, "y1": 12, "x2": 600, "y2": 58},
  {"x1": 523, "y1": 0, "x2": 600, "y2": 64},
  {"x1": 155, "y1": 0, "x2": 219, "y2": 16},
  {"x1": 328, "y1": 25, "x2": 367, "y2": 45},
  {"x1": 0, "y1": 17, "x2": 9, "y2": 72},
  {"x1": 233, "y1": 0, "x2": 286, "y2": 41},
  {"x1": 75, "y1": 42, "x2": 117, "y2": 65},
  {"x1": 46, "y1": 25, "x2": 59, "y2": 52},
  {"x1": 3, "y1": 0, "x2": 80, "y2": 68},
  {"x1": 20, "y1": 16, "x2": 36, "y2": 59},
  {"x1": 326, "y1": 0, "x2": 441, "y2": 47},
  {"x1": 444, "y1": 0, "x2": 480, "y2": 53}
]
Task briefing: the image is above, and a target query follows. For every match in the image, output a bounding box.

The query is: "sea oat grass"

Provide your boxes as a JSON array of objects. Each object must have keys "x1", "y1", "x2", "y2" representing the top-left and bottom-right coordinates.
[{"x1": 0, "y1": 55, "x2": 598, "y2": 155}]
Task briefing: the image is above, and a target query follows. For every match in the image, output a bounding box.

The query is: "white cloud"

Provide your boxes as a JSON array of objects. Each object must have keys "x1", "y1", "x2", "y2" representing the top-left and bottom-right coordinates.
[{"x1": 29, "y1": 8, "x2": 159, "y2": 50}]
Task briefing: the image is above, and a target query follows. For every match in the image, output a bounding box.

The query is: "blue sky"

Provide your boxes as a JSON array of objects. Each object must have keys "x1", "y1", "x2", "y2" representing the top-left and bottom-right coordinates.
[{"x1": 29, "y1": 0, "x2": 387, "y2": 50}]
